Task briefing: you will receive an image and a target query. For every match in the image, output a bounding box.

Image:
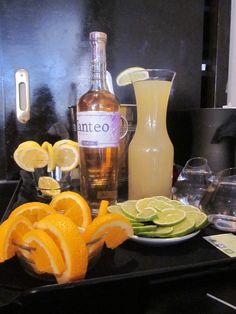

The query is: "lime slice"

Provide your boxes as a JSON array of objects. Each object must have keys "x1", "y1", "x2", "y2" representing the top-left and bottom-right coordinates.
[
  {"x1": 133, "y1": 225, "x2": 157, "y2": 235},
  {"x1": 136, "y1": 197, "x2": 154, "y2": 212},
  {"x1": 121, "y1": 200, "x2": 139, "y2": 219},
  {"x1": 108, "y1": 204, "x2": 124, "y2": 215},
  {"x1": 137, "y1": 226, "x2": 174, "y2": 238},
  {"x1": 167, "y1": 200, "x2": 182, "y2": 206},
  {"x1": 168, "y1": 218, "x2": 196, "y2": 237},
  {"x1": 147, "y1": 199, "x2": 174, "y2": 211},
  {"x1": 153, "y1": 208, "x2": 186, "y2": 226},
  {"x1": 176, "y1": 205, "x2": 201, "y2": 213},
  {"x1": 131, "y1": 222, "x2": 145, "y2": 227},
  {"x1": 116, "y1": 67, "x2": 147, "y2": 86},
  {"x1": 186, "y1": 211, "x2": 208, "y2": 230},
  {"x1": 135, "y1": 207, "x2": 158, "y2": 222},
  {"x1": 154, "y1": 196, "x2": 171, "y2": 201}
]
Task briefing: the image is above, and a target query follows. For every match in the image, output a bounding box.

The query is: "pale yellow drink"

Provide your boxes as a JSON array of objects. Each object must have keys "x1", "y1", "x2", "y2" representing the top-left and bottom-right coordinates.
[{"x1": 128, "y1": 79, "x2": 174, "y2": 199}]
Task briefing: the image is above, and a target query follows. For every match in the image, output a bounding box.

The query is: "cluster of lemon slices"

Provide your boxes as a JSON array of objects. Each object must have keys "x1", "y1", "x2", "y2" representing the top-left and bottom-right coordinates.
[
  {"x1": 13, "y1": 139, "x2": 80, "y2": 173},
  {"x1": 0, "y1": 191, "x2": 133, "y2": 284}
]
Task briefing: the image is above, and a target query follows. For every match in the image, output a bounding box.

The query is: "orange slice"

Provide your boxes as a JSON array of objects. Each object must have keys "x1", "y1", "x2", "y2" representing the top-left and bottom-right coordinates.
[
  {"x1": 97, "y1": 200, "x2": 109, "y2": 217},
  {"x1": 35, "y1": 213, "x2": 88, "y2": 284},
  {"x1": 20, "y1": 229, "x2": 65, "y2": 276},
  {"x1": 9, "y1": 202, "x2": 56, "y2": 223},
  {"x1": 83, "y1": 213, "x2": 134, "y2": 249},
  {"x1": 0, "y1": 215, "x2": 33, "y2": 262},
  {"x1": 49, "y1": 191, "x2": 92, "y2": 228}
]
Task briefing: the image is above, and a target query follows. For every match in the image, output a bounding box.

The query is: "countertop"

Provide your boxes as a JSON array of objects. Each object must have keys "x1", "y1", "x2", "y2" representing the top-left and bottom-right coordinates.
[{"x1": 1, "y1": 181, "x2": 236, "y2": 314}]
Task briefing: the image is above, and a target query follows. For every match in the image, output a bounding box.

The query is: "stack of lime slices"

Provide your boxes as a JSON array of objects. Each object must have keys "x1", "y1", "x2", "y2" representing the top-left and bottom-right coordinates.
[{"x1": 108, "y1": 196, "x2": 208, "y2": 238}]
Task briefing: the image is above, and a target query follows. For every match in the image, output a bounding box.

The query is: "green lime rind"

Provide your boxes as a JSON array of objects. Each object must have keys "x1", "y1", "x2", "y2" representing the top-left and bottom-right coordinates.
[
  {"x1": 168, "y1": 217, "x2": 196, "y2": 237},
  {"x1": 108, "y1": 204, "x2": 137, "y2": 222},
  {"x1": 135, "y1": 207, "x2": 158, "y2": 222},
  {"x1": 131, "y1": 222, "x2": 145, "y2": 227},
  {"x1": 175, "y1": 204, "x2": 201, "y2": 212},
  {"x1": 146, "y1": 199, "x2": 173, "y2": 211},
  {"x1": 137, "y1": 226, "x2": 174, "y2": 238},
  {"x1": 135, "y1": 197, "x2": 154, "y2": 213},
  {"x1": 133, "y1": 225, "x2": 157, "y2": 235},
  {"x1": 153, "y1": 208, "x2": 186, "y2": 226},
  {"x1": 185, "y1": 211, "x2": 208, "y2": 230},
  {"x1": 121, "y1": 200, "x2": 139, "y2": 219}
]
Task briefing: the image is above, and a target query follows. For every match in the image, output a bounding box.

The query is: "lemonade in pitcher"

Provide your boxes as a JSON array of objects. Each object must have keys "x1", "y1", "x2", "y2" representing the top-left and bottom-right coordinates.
[{"x1": 128, "y1": 70, "x2": 175, "y2": 199}]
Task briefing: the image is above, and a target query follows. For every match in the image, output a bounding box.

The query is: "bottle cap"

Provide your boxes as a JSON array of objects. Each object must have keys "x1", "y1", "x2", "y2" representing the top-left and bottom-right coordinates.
[{"x1": 89, "y1": 32, "x2": 107, "y2": 42}]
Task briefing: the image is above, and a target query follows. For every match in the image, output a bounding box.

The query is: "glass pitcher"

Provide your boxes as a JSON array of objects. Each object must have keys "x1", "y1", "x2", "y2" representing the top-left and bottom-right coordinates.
[{"x1": 128, "y1": 69, "x2": 175, "y2": 199}]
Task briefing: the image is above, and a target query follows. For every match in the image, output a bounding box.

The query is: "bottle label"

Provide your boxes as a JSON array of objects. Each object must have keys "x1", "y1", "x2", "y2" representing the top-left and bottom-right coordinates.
[{"x1": 77, "y1": 111, "x2": 120, "y2": 148}]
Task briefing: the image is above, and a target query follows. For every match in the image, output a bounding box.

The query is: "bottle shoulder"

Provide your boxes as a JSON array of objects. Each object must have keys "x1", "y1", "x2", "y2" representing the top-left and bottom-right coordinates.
[{"x1": 77, "y1": 89, "x2": 120, "y2": 111}]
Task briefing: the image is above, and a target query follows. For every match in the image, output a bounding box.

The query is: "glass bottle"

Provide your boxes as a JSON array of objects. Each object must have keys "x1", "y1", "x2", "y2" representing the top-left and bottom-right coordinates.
[{"x1": 76, "y1": 32, "x2": 120, "y2": 215}]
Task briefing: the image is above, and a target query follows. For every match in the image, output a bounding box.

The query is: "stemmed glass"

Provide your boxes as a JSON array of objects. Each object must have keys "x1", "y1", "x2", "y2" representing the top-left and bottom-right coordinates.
[
  {"x1": 200, "y1": 167, "x2": 236, "y2": 231},
  {"x1": 172, "y1": 157, "x2": 213, "y2": 207}
]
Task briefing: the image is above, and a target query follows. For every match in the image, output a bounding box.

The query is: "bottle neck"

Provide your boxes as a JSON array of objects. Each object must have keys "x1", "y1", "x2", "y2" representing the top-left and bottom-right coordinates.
[{"x1": 90, "y1": 38, "x2": 109, "y2": 91}]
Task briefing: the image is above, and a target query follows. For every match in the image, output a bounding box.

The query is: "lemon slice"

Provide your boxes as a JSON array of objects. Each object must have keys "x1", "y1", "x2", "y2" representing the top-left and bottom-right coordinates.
[
  {"x1": 38, "y1": 176, "x2": 61, "y2": 197},
  {"x1": 18, "y1": 141, "x2": 40, "y2": 149},
  {"x1": 54, "y1": 143, "x2": 80, "y2": 171},
  {"x1": 53, "y1": 139, "x2": 78, "y2": 150},
  {"x1": 116, "y1": 67, "x2": 148, "y2": 86},
  {"x1": 14, "y1": 146, "x2": 49, "y2": 172},
  {"x1": 153, "y1": 208, "x2": 186, "y2": 226},
  {"x1": 42, "y1": 141, "x2": 55, "y2": 172}
]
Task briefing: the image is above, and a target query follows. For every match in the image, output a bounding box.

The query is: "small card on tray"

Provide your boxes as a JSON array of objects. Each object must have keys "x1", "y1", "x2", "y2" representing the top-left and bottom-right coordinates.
[{"x1": 204, "y1": 233, "x2": 236, "y2": 257}]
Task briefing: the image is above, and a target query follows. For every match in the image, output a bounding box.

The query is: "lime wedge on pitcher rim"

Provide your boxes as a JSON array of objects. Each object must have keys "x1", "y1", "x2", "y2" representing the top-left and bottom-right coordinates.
[
  {"x1": 116, "y1": 67, "x2": 147, "y2": 86},
  {"x1": 153, "y1": 208, "x2": 186, "y2": 226}
]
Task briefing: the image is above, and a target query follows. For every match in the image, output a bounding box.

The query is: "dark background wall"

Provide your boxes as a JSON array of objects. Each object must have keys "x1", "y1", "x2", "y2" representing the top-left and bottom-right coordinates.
[{"x1": 0, "y1": 0, "x2": 230, "y2": 180}]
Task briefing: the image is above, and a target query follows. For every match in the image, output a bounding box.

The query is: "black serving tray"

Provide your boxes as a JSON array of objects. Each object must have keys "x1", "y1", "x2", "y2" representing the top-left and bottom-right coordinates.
[{"x1": 1, "y1": 176, "x2": 236, "y2": 309}]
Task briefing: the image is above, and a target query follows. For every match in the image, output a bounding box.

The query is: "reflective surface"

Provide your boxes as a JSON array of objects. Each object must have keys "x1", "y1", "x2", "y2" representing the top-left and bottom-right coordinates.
[{"x1": 0, "y1": 0, "x2": 205, "y2": 180}]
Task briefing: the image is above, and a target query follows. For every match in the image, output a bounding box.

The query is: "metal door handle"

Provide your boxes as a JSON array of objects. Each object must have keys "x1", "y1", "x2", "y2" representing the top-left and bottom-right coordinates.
[{"x1": 15, "y1": 69, "x2": 30, "y2": 123}]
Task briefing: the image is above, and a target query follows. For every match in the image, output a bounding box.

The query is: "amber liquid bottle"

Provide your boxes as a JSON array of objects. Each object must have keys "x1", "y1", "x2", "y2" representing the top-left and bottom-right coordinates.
[{"x1": 77, "y1": 32, "x2": 120, "y2": 215}]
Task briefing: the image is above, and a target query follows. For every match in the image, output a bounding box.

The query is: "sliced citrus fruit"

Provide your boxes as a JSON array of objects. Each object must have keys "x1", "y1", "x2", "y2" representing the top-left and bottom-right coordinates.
[
  {"x1": 54, "y1": 143, "x2": 79, "y2": 171},
  {"x1": 83, "y1": 213, "x2": 133, "y2": 249},
  {"x1": 41, "y1": 141, "x2": 55, "y2": 172},
  {"x1": 20, "y1": 229, "x2": 65, "y2": 276},
  {"x1": 38, "y1": 176, "x2": 61, "y2": 197},
  {"x1": 116, "y1": 67, "x2": 147, "y2": 86},
  {"x1": 14, "y1": 146, "x2": 49, "y2": 172},
  {"x1": 97, "y1": 200, "x2": 109, "y2": 217},
  {"x1": 49, "y1": 191, "x2": 92, "y2": 228},
  {"x1": 176, "y1": 204, "x2": 201, "y2": 212},
  {"x1": 153, "y1": 208, "x2": 186, "y2": 226},
  {"x1": 121, "y1": 200, "x2": 139, "y2": 219},
  {"x1": 136, "y1": 226, "x2": 174, "y2": 238},
  {"x1": 185, "y1": 211, "x2": 208, "y2": 229},
  {"x1": 9, "y1": 202, "x2": 56, "y2": 223},
  {"x1": 168, "y1": 218, "x2": 196, "y2": 237},
  {"x1": 135, "y1": 197, "x2": 154, "y2": 212},
  {"x1": 147, "y1": 199, "x2": 173, "y2": 211},
  {"x1": 135, "y1": 207, "x2": 158, "y2": 222},
  {"x1": 0, "y1": 215, "x2": 32, "y2": 262},
  {"x1": 35, "y1": 213, "x2": 88, "y2": 284},
  {"x1": 18, "y1": 141, "x2": 40, "y2": 149},
  {"x1": 133, "y1": 225, "x2": 157, "y2": 235},
  {"x1": 53, "y1": 139, "x2": 78, "y2": 150}
]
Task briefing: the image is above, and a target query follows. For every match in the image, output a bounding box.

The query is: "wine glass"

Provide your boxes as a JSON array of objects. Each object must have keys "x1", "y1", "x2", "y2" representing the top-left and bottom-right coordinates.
[
  {"x1": 172, "y1": 157, "x2": 214, "y2": 207},
  {"x1": 200, "y1": 167, "x2": 236, "y2": 232}
]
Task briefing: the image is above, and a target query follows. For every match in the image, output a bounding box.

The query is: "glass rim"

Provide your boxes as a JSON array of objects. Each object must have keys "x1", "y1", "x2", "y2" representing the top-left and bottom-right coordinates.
[
  {"x1": 217, "y1": 167, "x2": 236, "y2": 178},
  {"x1": 130, "y1": 68, "x2": 176, "y2": 82}
]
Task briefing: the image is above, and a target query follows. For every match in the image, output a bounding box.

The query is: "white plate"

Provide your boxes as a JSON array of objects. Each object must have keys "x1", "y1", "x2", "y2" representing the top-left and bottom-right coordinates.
[{"x1": 129, "y1": 230, "x2": 200, "y2": 247}]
